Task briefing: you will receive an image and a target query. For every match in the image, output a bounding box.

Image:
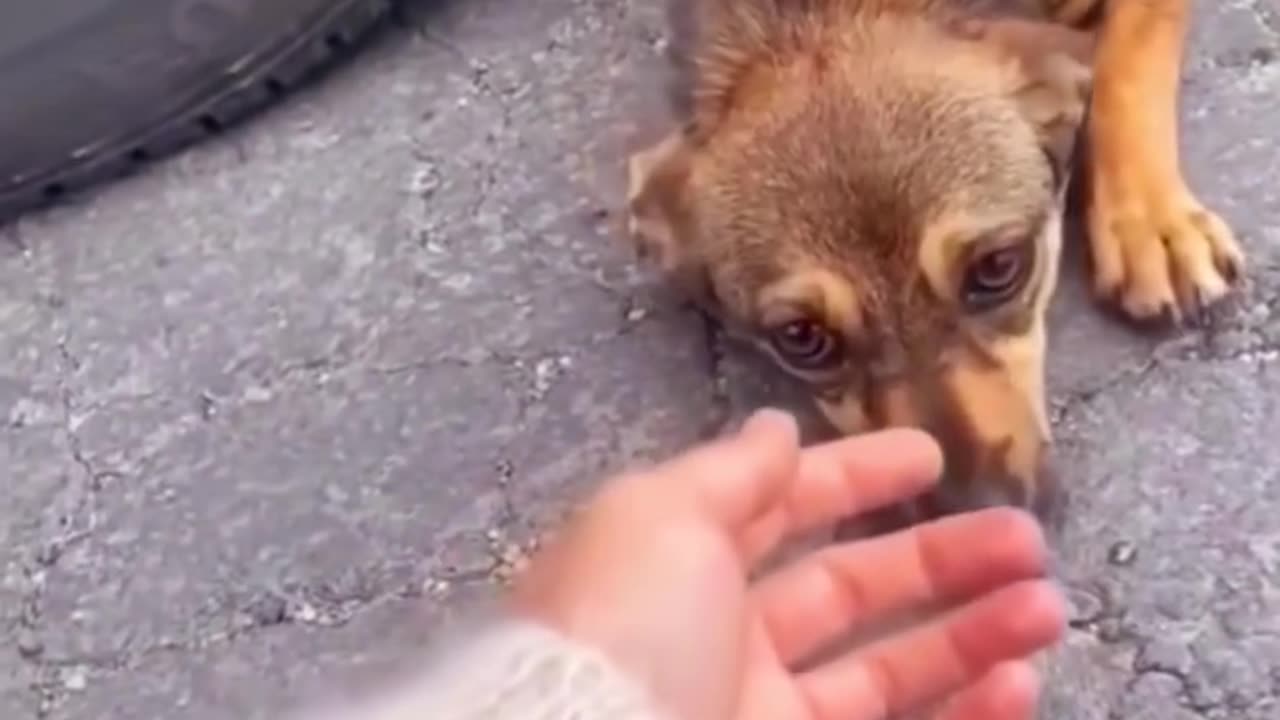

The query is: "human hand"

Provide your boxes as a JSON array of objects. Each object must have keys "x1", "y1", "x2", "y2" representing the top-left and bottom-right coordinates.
[{"x1": 509, "y1": 409, "x2": 1065, "y2": 720}]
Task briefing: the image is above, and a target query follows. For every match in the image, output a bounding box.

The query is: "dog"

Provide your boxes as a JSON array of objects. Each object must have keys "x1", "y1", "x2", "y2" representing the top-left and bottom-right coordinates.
[{"x1": 623, "y1": 0, "x2": 1245, "y2": 528}]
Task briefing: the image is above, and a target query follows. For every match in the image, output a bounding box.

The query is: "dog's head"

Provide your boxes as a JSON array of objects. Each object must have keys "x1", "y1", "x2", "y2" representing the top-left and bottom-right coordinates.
[{"x1": 627, "y1": 2, "x2": 1093, "y2": 521}]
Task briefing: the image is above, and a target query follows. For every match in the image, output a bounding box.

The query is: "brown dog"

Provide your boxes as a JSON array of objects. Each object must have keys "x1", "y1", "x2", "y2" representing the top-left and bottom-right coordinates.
[{"x1": 624, "y1": 0, "x2": 1245, "y2": 525}]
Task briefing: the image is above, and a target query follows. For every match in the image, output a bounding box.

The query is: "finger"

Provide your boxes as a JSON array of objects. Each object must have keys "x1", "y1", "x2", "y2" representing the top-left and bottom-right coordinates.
[
  {"x1": 936, "y1": 662, "x2": 1041, "y2": 720},
  {"x1": 798, "y1": 580, "x2": 1066, "y2": 720},
  {"x1": 754, "y1": 508, "x2": 1047, "y2": 665},
  {"x1": 741, "y1": 428, "x2": 943, "y2": 561},
  {"x1": 653, "y1": 408, "x2": 801, "y2": 533}
]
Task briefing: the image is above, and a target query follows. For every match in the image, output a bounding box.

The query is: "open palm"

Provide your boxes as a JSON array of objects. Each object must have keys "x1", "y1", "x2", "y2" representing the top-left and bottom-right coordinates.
[{"x1": 512, "y1": 410, "x2": 1064, "y2": 720}]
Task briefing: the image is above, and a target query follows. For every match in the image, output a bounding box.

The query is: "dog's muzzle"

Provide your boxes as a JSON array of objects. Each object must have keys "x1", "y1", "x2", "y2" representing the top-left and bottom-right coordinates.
[{"x1": 919, "y1": 448, "x2": 1067, "y2": 533}]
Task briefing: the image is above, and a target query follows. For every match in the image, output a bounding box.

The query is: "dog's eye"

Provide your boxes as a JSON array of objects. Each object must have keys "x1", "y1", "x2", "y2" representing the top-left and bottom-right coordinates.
[
  {"x1": 963, "y1": 244, "x2": 1030, "y2": 310},
  {"x1": 769, "y1": 320, "x2": 841, "y2": 369}
]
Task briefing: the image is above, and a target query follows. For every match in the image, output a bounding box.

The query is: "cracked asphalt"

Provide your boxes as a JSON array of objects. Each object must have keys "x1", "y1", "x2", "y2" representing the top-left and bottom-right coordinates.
[{"x1": 2, "y1": 1, "x2": 1279, "y2": 718}]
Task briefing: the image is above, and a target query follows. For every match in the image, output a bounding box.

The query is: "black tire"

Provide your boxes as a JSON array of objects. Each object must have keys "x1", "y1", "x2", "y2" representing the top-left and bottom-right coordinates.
[{"x1": 0, "y1": 0, "x2": 397, "y2": 225}]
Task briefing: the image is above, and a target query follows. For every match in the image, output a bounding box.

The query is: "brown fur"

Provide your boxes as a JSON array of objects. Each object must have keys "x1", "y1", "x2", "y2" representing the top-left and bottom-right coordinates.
[{"x1": 626, "y1": 0, "x2": 1244, "y2": 524}]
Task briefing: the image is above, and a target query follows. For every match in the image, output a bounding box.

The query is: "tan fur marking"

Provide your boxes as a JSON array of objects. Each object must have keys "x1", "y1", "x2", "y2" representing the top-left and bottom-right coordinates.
[
  {"x1": 1030, "y1": 210, "x2": 1064, "y2": 320},
  {"x1": 918, "y1": 209, "x2": 1040, "y2": 301},
  {"x1": 819, "y1": 324, "x2": 1051, "y2": 507},
  {"x1": 758, "y1": 269, "x2": 862, "y2": 335},
  {"x1": 941, "y1": 328, "x2": 1049, "y2": 497},
  {"x1": 815, "y1": 395, "x2": 870, "y2": 436}
]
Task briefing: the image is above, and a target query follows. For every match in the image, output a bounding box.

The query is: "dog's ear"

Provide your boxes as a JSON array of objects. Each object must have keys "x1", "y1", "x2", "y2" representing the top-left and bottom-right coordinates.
[
  {"x1": 1011, "y1": 47, "x2": 1093, "y2": 186},
  {"x1": 959, "y1": 18, "x2": 1094, "y2": 184},
  {"x1": 625, "y1": 131, "x2": 716, "y2": 310}
]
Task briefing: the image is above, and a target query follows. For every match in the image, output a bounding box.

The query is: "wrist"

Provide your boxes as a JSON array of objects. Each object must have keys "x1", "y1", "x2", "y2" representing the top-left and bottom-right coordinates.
[{"x1": 293, "y1": 618, "x2": 671, "y2": 720}]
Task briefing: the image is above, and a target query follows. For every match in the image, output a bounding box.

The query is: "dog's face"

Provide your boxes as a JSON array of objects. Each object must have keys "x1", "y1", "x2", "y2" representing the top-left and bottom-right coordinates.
[{"x1": 627, "y1": 7, "x2": 1092, "y2": 519}]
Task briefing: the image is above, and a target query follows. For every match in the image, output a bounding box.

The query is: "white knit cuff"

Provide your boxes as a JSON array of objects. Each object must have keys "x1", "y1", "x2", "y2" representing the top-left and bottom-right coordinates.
[{"x1": 294, "y1": 620, "x2": 671, "y2": 720}]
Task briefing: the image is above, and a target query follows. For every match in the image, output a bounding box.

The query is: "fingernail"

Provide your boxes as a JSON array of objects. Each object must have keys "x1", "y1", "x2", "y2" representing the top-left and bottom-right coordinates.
[{"x1": 740, "y1": 408, "x2": 799, "y2": 441}]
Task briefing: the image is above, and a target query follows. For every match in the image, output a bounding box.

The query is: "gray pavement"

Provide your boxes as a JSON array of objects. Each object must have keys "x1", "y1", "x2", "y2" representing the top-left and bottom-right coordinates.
[{"x1": 2, "y1": 0, "x2": 1279, "y2": 718}]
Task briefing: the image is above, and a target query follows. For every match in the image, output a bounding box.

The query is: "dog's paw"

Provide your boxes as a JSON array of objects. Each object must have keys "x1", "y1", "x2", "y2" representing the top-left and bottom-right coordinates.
[{"x1": 1087, "y1": 174, "x2": 1245, "y2": 325}]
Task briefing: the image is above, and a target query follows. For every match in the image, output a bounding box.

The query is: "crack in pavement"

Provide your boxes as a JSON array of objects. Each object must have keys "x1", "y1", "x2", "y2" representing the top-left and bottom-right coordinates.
[
  {"x1": 1051, "y1": 355, "x2": 1161, "y2": 427},
  {"x1": 17, "y1": 319, "x2": 136, "y2": 717},
  {"x1": 14, "y1": 322, "x2": 662, "y2": 678},
  {"x1": 8, "y1": 256, "x2": 667, "y2": 714},
  {"x1": 18, "y1": 386, "x2": 74, "y2": 716},
  {"x1": 15, "y1": 573, "x2": 459, "y2": 719},
  {"x1": 1251, "y1": 0, "x2": 1280, "y2": 40},
  {"x1": 1051, "y1": 289, "x2": 1280, "y2": 425},
  {"x1": 196, "y1": 291, "x2": 664, "y2": 421},
  {"x1": 407, "y1": 24, "x2": 518, "y2": 226}
]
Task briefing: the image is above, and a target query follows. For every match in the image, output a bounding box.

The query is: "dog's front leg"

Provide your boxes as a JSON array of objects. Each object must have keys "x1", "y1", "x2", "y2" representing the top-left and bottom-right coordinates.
[{"x1": 1085, "y1": 0, "x2": 1244, "y2": 323}]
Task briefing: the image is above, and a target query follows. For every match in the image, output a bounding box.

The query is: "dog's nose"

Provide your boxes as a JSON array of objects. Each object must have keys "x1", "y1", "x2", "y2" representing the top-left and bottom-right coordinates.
[
  {"x1": 921, "y1": 455, "x2": 1067, "y2": 533},
  {"x1": 923, "y1": 477, "x2": 1029, "y2": 516}
]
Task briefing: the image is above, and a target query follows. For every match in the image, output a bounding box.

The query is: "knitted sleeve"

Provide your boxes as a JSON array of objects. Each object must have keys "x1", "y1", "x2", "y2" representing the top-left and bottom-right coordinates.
[{"x1": 294, "y1": 620, "x2": 673, "y2": 720}]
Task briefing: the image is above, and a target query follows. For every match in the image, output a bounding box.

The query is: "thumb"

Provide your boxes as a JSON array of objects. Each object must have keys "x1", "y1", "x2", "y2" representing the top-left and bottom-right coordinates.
[{"x1": 669, "y1": 408, "x2": 802, "y2": 533}]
